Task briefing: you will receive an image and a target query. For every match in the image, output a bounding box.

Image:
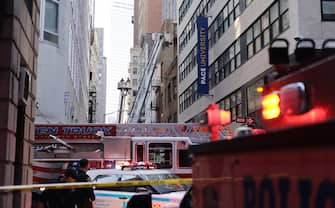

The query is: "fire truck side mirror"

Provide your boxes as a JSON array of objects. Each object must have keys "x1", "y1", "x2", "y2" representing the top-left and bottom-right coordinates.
[
  {"x1": 322, "y1": 39, "x2": 335, "y2": 56},
  {"x1": 294, "y1": 38, "x2": 316, "y2": 63},
  {"x1": 269, "y1": 38, "x2": 289, "y2": 65}
]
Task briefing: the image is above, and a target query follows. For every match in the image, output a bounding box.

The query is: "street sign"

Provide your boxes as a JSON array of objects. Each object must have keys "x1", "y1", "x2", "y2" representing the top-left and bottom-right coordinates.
[{"x1": 236, "y1": 117, "x2": 254, "y2": 124}]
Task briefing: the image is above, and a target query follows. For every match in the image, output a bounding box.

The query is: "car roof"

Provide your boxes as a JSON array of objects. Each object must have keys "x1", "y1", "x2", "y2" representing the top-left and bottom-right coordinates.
[{"x1": 87, "y1": 168, "x2": 174, "y2": 180}]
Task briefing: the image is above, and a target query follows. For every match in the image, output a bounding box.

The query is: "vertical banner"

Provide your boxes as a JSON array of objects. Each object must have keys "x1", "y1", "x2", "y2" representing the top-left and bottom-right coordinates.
[{"x1": 196, "y1": 16, "x2": 209, "y2": 95}]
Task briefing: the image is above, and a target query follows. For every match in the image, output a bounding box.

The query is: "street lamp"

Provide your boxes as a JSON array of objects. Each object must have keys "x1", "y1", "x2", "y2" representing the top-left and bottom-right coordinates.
[{"x1": 117, "y1": 78, "x2": 131, "y2": 123}]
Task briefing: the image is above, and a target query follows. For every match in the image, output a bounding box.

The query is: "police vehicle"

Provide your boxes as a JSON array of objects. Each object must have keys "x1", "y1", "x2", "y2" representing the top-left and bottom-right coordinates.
[{"x1": 88, "y1": 162, "x2": 189, "y2": 208}]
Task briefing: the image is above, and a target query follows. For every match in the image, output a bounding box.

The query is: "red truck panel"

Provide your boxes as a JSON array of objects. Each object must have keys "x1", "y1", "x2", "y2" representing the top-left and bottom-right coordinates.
[
  {"x1": 191, "y1": 120, "x2": 335, "y2": 208},
  {"x1": 263, "y1": 54, "x2": 335, "y2": 131}
]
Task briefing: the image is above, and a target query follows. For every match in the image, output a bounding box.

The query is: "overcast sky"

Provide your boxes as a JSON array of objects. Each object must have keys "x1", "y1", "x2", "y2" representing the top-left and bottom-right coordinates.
[{"x1": 94, "y1": 0, "x2": 134, "y2": 123}]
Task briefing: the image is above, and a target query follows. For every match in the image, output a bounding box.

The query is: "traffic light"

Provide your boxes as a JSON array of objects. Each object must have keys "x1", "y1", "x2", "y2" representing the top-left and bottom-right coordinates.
[{"x1": 204, "y1": 103, "x2": 231, "y2": 141}]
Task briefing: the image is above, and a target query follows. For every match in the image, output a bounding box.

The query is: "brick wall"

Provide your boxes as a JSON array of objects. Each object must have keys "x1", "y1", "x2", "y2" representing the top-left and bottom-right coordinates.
[{"x1": 0, "y1": 0, "x2": 40, "y2": 207}]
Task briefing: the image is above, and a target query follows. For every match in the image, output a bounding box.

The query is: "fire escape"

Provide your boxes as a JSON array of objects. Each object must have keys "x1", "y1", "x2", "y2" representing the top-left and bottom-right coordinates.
[{"x1": 88, "y1": 86, "x2": 97, "y2": 123}]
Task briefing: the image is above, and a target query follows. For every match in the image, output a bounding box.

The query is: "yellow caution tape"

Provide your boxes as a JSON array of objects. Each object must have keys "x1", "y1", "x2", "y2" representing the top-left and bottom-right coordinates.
[
  {"x1": 0, "y1": 173, "x2": 297, "y2": 192},
  {"x1": 0, "y1": 178, "x2": 193, "y2": 192}
]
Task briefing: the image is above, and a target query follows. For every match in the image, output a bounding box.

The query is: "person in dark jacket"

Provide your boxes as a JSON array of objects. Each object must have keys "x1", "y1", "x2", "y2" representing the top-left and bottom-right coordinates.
[
  {"x1": 37, "y1": 168, "x2": 78, "y2": 208},
  {"x1": 76, "y1": 158, "x2": 95, "y2": 208}
]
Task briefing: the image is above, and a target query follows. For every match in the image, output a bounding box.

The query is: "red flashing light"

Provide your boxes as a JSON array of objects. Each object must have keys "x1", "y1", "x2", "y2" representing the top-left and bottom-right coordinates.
[
  {"x1": 144, "y1": 161, "x2": 153, "y2": 166},
  {"x1": 206, "y1": 103, "x2": 231, "y2": 141},
  {"x1": 262, "y1": 93, "x2": 281, "y2": 120},
  {"x1": 262, "y1": 82, "x2": 309, "y2": 121},
  {"x1": 130, "y1": 161, "x2": 138, "y2": 166},
  {"x1": 252, "y1": 128, "x2": 266, "y2": 135},
  {"x1": 122, "y1": 161, "x2": 156, "y2": 170}
]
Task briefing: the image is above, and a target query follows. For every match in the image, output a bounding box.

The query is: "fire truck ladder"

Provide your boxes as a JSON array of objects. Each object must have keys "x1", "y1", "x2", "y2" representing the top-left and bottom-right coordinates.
[
  {"x1": 115, "y1": 123, "x2": 228, "y2": 143},
  {"x1": 128, "y1": 35, "x2": 164, "y2": 123}
]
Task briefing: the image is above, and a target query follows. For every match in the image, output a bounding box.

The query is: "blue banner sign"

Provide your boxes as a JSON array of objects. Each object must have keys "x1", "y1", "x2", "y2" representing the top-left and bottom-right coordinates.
[{"x1": 196, "y1": 16, "x2": 209, "y2": 95}]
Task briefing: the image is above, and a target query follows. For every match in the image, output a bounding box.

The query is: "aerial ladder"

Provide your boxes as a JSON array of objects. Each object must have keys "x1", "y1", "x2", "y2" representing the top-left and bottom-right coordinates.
[{"x1": 128, "y1": 34, "x2": 164, "y2": 123}]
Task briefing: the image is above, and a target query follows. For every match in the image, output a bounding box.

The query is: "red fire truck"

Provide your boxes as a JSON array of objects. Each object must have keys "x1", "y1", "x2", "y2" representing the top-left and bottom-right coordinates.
[
  {"x1": 190, "y1": 38, "x2": 335, "y2": 208},
  {"x1": 33, "y1": 123, "x2": 213, "y2": 183}
]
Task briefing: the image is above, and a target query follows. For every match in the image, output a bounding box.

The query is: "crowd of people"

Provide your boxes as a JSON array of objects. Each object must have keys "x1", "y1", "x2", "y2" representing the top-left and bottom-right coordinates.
[{"x1": 36, "y1": 159, "x2": 96, "y2": 208}]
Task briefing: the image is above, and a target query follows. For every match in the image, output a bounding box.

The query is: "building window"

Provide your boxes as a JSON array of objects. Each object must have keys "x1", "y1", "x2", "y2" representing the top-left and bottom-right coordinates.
[
  {"x1": 44, "y1": 0, "x2": 59, "y2": 44},
  {"x1": 133, "y1": 56, "x2": 138, "y2": 64},
  {"x1": 178, "y1": 46, "x2": 197, "y2": 83},
  {"x1": 247, "y1": 79, "x2": 264, "y2": 114},
  {"x1": 173, "y1": 77, "x2": 177, "y2": 98},
  {"x1": 321, "y1": 0, "x2": 335, "y2": 20},
  {"x1": 246, "y1": 0, "x2": 288, "y2": 59},
  {"x1": 133, "y1": 68, "x2": 138, "y2": 74},
  {"x1": 209, "y1": 38, "x2": 241, "y2": 88},
  {"x1": 179, "y1": 0, "x2": 217, "y2": 53},
  {"x1": 168, "y1": 84, "x2": 172, "y2": 103},
  {"x1": 132, "y1": 79, "x2": 137, "y2": 87},
  {"x1": 179, "y1": 0, "x2": 289, "y2": 114},
  {"x1": 208, "y1": 0, "x2": 240, "y2": 49},
  {"x1": 179, "y1": 81, "x2": 200, "y2": 113},
  {"x1": 149, "y1": 143, "x2": 172, "y2": 169},
  {"x1": 218, "y1": 90, "x2": 242, "y2": 122}
]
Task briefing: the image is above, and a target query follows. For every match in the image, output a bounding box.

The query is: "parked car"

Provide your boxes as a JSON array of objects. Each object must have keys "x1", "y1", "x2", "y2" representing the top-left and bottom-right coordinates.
[{"x1": 88, "y1": 164, "x2": 189, "y2": 208}]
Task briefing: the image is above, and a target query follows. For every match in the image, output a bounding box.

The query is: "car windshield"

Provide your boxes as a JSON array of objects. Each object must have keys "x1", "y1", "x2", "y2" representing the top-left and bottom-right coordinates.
[
  {"x1": 142, "y1": 173, "x2": 187, "y2": 194},
  {"x1": 94, "y1": 174, "x2": 120, "y2": 182},
  {"x1": 94, "y1": 172, "x2": 188, "y2": 194}
]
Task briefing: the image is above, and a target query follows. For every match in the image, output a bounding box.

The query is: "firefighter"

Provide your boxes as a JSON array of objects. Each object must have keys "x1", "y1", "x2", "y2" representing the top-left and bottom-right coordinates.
[
  {"x1": 76, "y1": 158, "x2": 96, "y2": 208},
  {"x1": 37, "y1": 168, "x2": 78, "y2": 208}
]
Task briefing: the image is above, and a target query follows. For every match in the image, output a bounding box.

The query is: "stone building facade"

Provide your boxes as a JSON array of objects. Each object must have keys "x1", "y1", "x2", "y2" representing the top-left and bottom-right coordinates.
[
  {"x1": 159, "y1": 21, "x2": 178, "y2": 123},
  {"x1": 0, "y1": 0, "x2": 40, "y2": 207}
]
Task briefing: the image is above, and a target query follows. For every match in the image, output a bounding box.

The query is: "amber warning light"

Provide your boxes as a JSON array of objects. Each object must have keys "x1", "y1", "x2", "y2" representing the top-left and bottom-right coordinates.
[
  {"x1": 262, "y1": 82, "x2": 309, "y2": 120},
  {"x1": 262, "y1": 92, "x2": 281, "y2": 120}
]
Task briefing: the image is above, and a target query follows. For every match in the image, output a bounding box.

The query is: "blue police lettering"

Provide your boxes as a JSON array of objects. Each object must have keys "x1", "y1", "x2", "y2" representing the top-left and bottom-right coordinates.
[
  {"x1": 243, "y1": 177, "x2": 335, "y2": 208},
  {"x1": 298, "y1": 179, "x2": 311, "y2": 208},
  {"x1": 259, "y1": 178, "x2": 275, "y2": 208},
  {"x1": 278, "y1": 178, "x2": 290, "y2": 208},
  {"x1": 243, "y1": 177, "x2": 256, "y2": 208},
  {"x1": 316, "y1": 180, "x2": 335, "y2": 208}
]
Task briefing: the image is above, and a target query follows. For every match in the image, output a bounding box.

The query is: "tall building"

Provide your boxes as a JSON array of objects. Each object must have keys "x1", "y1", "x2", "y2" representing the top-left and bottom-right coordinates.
[
  {"x1": 159, "y1": 21, "x2": 178, "y2": 123},
  {"x1": 128, "y1": 0, "x2": 164, "y2": 123},
  {"x1": 177, "y1": 0, "x2": 335, "y2": 128},
  {"x1": 162, "y1": 0, "x2": 177, "y2": 22},
  {"x1": 88, "y1": 29, "x2": 99, "y2": 123},
  {"x1": 128, "y1": 47, "x2": 142, "y2": 113},
  {"x1": 128, "y1": 0, "x2": 180, "y2": 123},
  {"x1": 95, "y1": 28, "x2": 107, "y2": 123},
  {"x1": 36, "y1": 0, "x2": 94, "y2": 123},
  {"x1": 0, "y1": 1, "x2": 39, "y2": 207},
  {"x1": 134, "y1": 0, "x2": 163, "y2": 47}
]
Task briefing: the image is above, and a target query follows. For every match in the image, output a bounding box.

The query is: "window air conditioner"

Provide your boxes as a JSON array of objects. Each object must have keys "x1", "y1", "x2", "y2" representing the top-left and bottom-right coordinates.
[
  {"x1": 19, "y1": 67, "x2": 31, "y2": 106},
  {"x1": 164, "y1": 32, "x2": 173, "y2": 47}
]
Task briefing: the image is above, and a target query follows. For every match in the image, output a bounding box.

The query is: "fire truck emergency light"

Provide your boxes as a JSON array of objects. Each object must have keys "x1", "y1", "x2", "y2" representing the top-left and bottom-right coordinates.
[
  {"x1": 205, "y1": 103, "x2": 231, "y2": 141},
  {"x1": 262, "y1": 92, "x2": 281, "y2": 120},
  {"x1": 262, "y1": 82, "x2": 308, "y2": 120}
]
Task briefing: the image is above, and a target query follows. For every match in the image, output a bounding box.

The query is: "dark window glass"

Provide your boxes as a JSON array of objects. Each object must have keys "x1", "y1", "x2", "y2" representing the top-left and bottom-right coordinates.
[
  {"x1": 149, "y1": 143, "x2": 172, "y2": 169},
  {"x1": 322, "y1": 0, "x2": 335, "y2": 20},
  {"x1": 178, "y1": 149, "x2": 192, "y2": 167}
]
